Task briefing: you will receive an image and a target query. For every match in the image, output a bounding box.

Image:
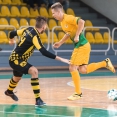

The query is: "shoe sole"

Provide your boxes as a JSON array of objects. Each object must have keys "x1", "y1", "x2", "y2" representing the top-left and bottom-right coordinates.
[
  {"x1": 106, "y1": 58, "x2": 115, "y2": 73},
  {"x1": 35, "y1": 104, "x2": 47, "y2": 107},
  {"x1": 67, "y1": 96, "x2": 82, "y2": 101}
]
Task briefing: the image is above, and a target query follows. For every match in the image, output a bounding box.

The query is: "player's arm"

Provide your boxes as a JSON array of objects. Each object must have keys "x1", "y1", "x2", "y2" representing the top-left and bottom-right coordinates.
[
  {"x1": 53, "y1": 33, "x2": 70, "y2": 48},
  {"x1": 32, "y1": 36, "x2": 70, "y2": 64},
  {"x1": 74, "y1": 18, "x2": 85, "y2": 43},
  {"x1": 66, "y1": 15, "x2": 85, "y2": 43},
  {"x1": 9, "y1": 28, "x2": 26, "y2": 45},
  {"x1": 40, "y1": 47, "x2": 70, "y2": 64}
]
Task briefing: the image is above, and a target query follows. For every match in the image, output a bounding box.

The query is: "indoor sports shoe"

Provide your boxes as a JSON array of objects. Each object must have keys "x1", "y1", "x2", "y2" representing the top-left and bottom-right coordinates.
[
  {"x1": 67, "y1": 93, "x2": 82, "y2": 101},
  {"x1": 35, "y1": 98, "x2": 46, "y2": 107},
  {"x1": 105, "y1": 58, "x2": 115, "y2": 73},
  {"x1": 4, "y1": 90, "x2": 18, "y2": 101}
]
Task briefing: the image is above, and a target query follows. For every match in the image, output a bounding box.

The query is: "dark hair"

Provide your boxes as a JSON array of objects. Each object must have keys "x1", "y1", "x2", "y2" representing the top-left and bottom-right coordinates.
[
  {"x1": 35, "y1": 16, "x2": 47, "y2": 28},
  {"x1": 51, "y1": 2, "x2": 63, "y2": 10}
]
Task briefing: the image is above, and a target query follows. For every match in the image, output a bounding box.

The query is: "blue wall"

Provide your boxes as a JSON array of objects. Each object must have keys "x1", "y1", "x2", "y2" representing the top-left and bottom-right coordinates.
[{"x1": 0, "y1": 43, "x2": 116, "y2": 69}]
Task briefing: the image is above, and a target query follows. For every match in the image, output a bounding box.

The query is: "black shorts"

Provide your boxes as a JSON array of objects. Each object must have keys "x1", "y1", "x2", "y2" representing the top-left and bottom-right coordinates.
[{"x1": 9, "y1": 60, "x2": 32, "y2": 77}]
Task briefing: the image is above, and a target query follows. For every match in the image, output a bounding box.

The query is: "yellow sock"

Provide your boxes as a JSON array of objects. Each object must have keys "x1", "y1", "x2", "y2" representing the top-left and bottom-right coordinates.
[
  {"x1": 31, "y1": 78, "x2": 40, "y2": 101},
  {"x1": 87, "y1": 61, "x2": 106, "y2": 73},
  {"x1": 7, "y1": 78, "x2": 18, "y2": 93},
  {"x1": 71, "y1": 70, "x2": 81, "y2": 94}
]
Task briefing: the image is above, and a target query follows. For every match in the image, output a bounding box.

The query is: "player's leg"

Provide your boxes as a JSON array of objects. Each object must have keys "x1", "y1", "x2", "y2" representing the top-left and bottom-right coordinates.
[
  {"x1": 68, "y1": 46, "x2": 84, "y2": 101},
  {"x1": 85, "y1": 61, "x2": 106, "y2": 73},
  {"x1": 5, "y1": 70, "x2": 22, "y2": 101},
  {"x1": 68, "y1": 42, "x2": 91, "y2": 100},
  {"x1": 28, "y1": 66, "x2": 46, "y2": 106},
  {"x1": 79, "y1": 61, "x2": 106, "y2": 74},
  {"x1": 79, "y1": 59, "x2": 115, "y2": 74},
  {"x1": 78, "y1": 43, "x2": 115, "y2": 74},
  {"x1": 68, "y1": 64, "x2": 82, "y2": 100}
]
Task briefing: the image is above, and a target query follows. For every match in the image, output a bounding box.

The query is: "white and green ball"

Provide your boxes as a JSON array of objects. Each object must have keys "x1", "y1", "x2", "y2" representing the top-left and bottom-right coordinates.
[{"x1": 108, "y1": 89, "x2": 117, "y2": 101}]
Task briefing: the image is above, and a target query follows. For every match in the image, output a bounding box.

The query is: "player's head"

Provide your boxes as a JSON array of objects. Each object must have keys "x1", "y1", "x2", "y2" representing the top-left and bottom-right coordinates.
[
  {"x1": 35, "y1": 16, "x2": 47, "y2": 34},
  {"x1": 51, "y1": 2, "x2": 64, "y2": 21}
]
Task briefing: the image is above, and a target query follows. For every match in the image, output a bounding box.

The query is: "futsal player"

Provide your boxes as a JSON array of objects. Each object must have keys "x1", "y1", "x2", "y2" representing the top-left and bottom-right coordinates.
[
  {"x1": 51, "y1": 2, "x2": 115, "y2": 100},
  {"x1": 4, "y1": 16, "x2": 70, "y2": 106}
]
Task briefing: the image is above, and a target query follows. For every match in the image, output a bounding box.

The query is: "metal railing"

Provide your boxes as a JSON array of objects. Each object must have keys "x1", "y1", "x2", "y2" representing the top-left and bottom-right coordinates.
[
  {"x1": 83, "y1": 26, "x2": 110, "y2": 55},
  {"x1": 0, "y1": 25, "x2": 112, "y2": 56},
  {"x1": 112, "y1": 27, "x2": 117, "y2": 55},
  {"x1": 52, "y1": 26, "x2": 111, "y2": 55}
]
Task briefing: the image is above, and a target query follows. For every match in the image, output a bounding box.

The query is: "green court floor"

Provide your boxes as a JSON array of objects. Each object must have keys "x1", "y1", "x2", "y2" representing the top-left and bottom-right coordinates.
[
  {"x1": 0, "y1": 104, "x2": 117, "y2": 117},
  {"x1": 0, "y1": 70, "x2": 117, "y2": 117},
  {"x1": 0, "y1": 70, "x2": 116, "y2": 79}
]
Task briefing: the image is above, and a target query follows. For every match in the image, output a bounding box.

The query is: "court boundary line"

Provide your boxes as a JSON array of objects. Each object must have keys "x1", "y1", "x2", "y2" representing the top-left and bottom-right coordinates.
[
  {"x1": 67, "y1": 76, "x2": 117, "y2": 91},
  {"x1": 0, "y1": 110, "x2": 78, "y2": 117},
  {"x1": 0, "y1": 104, "x2": 114, "y2": 111}
]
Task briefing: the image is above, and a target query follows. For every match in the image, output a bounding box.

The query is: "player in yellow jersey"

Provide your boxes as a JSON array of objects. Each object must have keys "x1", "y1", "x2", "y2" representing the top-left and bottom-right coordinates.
[
  {"x1": 4, "y1": 16, "x2": 70, "y2": 106},
  {"x1": 51, "y1": 2, "x2": 115, "y2": 100}
]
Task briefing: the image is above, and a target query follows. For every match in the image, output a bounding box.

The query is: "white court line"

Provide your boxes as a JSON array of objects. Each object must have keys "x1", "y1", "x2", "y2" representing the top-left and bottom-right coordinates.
[
  {"x1": 67, "y1": 81, "x2": 109, "y2": 92},
  {"x1": 67, "y1": 76, "x2": 117, "y2": 92},
  {"x1": 1, "y1": 104, "x2": 116, "y2": 117},
  {"x1": 0, "y1": 110, "x2": 75, "y2": 117},
  {"x1": 1, "y1": 104, "x2": 112, "y2": 112}
]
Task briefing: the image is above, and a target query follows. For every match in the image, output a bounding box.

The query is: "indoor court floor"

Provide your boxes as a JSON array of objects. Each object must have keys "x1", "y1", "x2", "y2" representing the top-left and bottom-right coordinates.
[{"x1": 0, "y1": 70, "x2": 117, "y2": 117}]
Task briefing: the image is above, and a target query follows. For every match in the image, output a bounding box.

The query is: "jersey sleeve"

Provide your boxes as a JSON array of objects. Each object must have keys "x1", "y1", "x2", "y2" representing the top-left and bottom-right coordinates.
[
  {"x1": 66, "y1": 15, "x2": 80, "y2": 25},
  {"x1": 32, "y1": 36, "x2": 42, "y2": 50},
  {"x1": 17, "y1": 28, "x2": 26, "y2": 36},
  {"x1": 32, "y1": 35, "x2": 56, "y2": 59}
]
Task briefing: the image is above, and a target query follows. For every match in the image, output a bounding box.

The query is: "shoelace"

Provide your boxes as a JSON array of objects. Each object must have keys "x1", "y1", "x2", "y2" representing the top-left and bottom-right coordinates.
[
  {"x1": 9, "y1": 91, "x2": 17, "y2": 95},
  {"x1": 74, "y1": 93, "x2": 82, "y2": 97}
]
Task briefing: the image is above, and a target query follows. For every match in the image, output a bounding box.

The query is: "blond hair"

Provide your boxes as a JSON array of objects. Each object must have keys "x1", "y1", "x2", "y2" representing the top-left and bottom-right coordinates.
[{"x1": 51, "y1": 2, "x2": 63, "y2": 10}]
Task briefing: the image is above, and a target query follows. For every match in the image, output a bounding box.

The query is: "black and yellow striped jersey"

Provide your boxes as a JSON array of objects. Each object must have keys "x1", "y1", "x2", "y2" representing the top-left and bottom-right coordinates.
[{"x1": 9, "y1": 27, "x2": 56, "y2": 62}]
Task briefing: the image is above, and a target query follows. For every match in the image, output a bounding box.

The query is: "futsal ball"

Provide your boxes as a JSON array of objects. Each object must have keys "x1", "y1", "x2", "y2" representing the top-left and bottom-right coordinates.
[{"x1": 107, "y1": 89, "x2": 117, "y2": 101}]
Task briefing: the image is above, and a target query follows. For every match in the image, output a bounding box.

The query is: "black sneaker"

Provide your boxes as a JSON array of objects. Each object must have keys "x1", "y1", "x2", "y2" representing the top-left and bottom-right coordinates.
[
  {"x1": 35, "y1": 98, "x2": 46, "y2": 107},
  {"x1": 4, "y1": 90, "x2": 18, "y2": 101}
]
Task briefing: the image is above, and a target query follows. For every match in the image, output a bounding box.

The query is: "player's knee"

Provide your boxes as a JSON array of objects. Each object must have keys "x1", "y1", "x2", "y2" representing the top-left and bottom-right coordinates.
[
  {"x1": 69, "y1": 64, "x2": 78, "y2": 72},
  {"x1": 13, "y1": 76, "x2": 21, "y2": 82},
  {"x1": 31, "y1": 68, "x2": 38, "y2": 75},
  {"x1": 79, "y1": 65, "x2": 88, "y2": 74},
  {"x1": 28, "y1": 66, "x2": 38, "y2": 77},
  {"x1": 69, "y1": 65, "x2": 72, "y2": 71},
  {"x1": 79, "y1": 68, "x2": 87, "y2": 74},
  {"x1": 69, "y1": 65, "x2": 75, "y2": 72}
]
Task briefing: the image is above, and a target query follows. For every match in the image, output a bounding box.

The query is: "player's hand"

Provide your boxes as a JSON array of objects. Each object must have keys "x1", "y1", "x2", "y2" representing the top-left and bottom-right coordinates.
[
  {"x1": 74, "y1": 36, "x2": 79, "y2": 43},
  {"x1": 53, "y1": 42, "x2": 61, "y2": 48},
  {"x1": 9, "y1": 38, "x2": 15, "y2": 45},
  {"x1": 60, "y1": 58, "x2": 70, "y2": 64}
]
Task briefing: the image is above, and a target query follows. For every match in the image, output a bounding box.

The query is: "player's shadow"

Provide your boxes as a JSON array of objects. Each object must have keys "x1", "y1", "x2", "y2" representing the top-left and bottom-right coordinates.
[
  {"x1": 3, "y1": 104, "x2": 47, "y2": 116},
  {"x1": 35, "y1": 106, "x2": 47, "y2": 114},
  {"x1": 3, "y1": 104, "x2": 18, "y2": 113}
]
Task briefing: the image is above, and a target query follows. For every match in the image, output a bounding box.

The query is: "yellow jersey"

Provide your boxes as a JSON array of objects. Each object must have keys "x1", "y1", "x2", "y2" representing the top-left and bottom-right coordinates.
[
  {"x1": 9, "y1": 27, "x2": 44, "y2": 62},
  {"x1": 60, "y1": 14, "x2": 88, "y2": 48}
]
